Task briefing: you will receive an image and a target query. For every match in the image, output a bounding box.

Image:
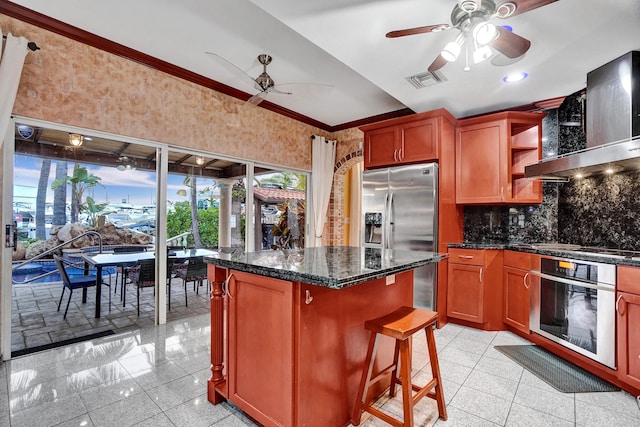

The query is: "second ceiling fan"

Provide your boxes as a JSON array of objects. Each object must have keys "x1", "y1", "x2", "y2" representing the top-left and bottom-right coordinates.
[
  {"x1": 386, "y1": 0, "x2": 558, "y2": 72},
  {"x1": 206, "y1": 52, "x2": 333, "y2": 109}
]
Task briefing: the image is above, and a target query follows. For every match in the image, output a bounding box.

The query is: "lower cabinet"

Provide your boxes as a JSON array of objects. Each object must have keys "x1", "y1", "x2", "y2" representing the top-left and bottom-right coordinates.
[
  {"x1": 227, "y1": 271, "x2": 294, "y2": 427},
  {"x1": 616, "y1": 266, "x2": 640, "y2": 390},
  {"x1": 503, "y1": 251, "x2": 535, "y2": 334},
  {"x1": 447, "y1": 248, "x2": 504, "y2": 330},
  {"x1": 222, "y1": 269, "x2": 415, "y2": 427}
]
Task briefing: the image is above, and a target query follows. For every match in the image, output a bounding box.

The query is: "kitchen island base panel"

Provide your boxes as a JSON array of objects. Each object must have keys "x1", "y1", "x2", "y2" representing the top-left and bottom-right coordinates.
[{"x1": 207, "y1": 266, "x2": 415, "y2": 427}]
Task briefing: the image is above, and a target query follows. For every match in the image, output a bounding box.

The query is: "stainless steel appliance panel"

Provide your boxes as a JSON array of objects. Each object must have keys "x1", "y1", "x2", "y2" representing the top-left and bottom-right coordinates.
[
  {"x1": 388, "y1": 163, "x2": 437, "y2": 252},
  {"x1": 361, "y1": 168, "x2": 388, "y2": 249},
  {"x1": 361, "y1": 163, "x2": 438, "y2": 310},
  {"x1": 530, "y1": 256, "x2": 616, "y2": 369}
]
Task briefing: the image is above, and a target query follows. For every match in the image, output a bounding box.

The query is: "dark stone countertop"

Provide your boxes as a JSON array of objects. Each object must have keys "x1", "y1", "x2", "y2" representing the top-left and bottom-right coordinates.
[
  {"x1": 448, "y1": 243, "x2": 640, "y2": 267},
  {"x1": 204, "y1": 246, "x2": 448, "y2": 289}
]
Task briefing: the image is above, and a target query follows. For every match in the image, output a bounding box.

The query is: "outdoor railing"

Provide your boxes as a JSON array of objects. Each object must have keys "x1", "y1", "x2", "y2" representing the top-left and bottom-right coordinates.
[
  {"x1": 167, "y1": 231, "x2": 191, "y2": 248},
  {"x1": 11, "y1": 231, "x2": 103, "y2": 284}
]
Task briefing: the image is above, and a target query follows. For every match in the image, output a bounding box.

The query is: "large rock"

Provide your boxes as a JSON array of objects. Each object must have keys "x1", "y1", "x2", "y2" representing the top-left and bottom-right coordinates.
[
  {"x1": 18, "y1": 222, "x2": 154, "y2": 260},
  {"x1": 12, "y1": 241, "x2": 26, "y2": 261},
  {"x1": 24, "y1": 237, "x2": 63, "y2": 260}
]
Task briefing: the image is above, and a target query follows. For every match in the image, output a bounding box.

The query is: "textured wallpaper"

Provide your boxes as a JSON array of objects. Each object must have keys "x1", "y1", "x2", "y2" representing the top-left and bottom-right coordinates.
[{"x1": 1, "y1": 15, "x2": 354, "y2": 172}]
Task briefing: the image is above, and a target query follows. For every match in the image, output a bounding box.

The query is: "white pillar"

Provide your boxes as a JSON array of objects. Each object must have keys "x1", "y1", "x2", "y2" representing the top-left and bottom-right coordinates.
[{"x1": 218, "y1": 179, "x2": 234, "y2": 249}]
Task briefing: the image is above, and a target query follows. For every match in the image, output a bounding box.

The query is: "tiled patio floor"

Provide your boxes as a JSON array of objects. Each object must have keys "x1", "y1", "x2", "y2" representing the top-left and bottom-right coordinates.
[{"x1": 11, "y1": 276, "x2": 210, "y2": 354}]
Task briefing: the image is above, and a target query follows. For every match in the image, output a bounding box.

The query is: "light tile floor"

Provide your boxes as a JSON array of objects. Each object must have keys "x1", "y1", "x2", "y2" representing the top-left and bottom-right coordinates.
[
  {"x1": 11, "y1": 277, "x2": 211, "y2": 354},
  {"x1": 1, "y1": 314, "x2": 638, "y2": 427}
]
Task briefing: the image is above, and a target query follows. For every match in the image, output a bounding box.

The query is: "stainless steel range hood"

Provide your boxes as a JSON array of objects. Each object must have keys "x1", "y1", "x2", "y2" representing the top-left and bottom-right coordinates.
[{"x1": 525, "y1": 51, "x2": 640, "y2": 178}]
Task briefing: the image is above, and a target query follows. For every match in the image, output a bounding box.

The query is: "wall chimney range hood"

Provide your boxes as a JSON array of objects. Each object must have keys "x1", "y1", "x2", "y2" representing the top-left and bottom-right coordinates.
[{"x1": 525, "y1": 51, "x2": 640, "y2": 178}]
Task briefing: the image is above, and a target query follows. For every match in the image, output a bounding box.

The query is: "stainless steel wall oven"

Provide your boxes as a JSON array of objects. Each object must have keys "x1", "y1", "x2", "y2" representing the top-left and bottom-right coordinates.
[{"x1": 530, "y1": 256, "x2": 616, "y2": 369}]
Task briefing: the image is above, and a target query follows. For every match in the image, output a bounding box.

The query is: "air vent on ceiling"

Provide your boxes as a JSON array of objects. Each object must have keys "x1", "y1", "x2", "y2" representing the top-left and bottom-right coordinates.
[{"x1": 406, "y1": 70, "x2": 447, "y2": 89}]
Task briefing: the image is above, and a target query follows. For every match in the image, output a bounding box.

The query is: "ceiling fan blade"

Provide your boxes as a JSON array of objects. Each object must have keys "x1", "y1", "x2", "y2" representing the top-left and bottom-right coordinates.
[
  {"x1": 272, "y1": 82, "x2": 334, "y2": 96},
  {"x1": 496, "y1": 0, "x2": 558, "y2": 18},
  {"x1": 386, "y1": 24, "x2": 451, "y2": 38},
  {"x1": 205, "y1": 52, "x2": 258, "y2": 89},
  {"x1": 246, "y1": 91, "x2": 269, "y2": 107},
  {"x1": 427, "y1": 54, "x2": 448, "y2": 73},
  {"x1": 490, "y1": 28, "x2": 531, "y2": 58}
]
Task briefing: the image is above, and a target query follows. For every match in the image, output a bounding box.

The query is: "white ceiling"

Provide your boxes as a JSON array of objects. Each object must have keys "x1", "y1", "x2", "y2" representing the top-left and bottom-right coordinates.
[{"x1": 10, "y1": 0, "x2": 640, "y2": 128}]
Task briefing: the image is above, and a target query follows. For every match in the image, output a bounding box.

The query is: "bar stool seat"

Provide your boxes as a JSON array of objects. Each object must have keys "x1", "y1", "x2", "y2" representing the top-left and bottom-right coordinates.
[{"x1": 352, "y1": 306, "x2": 447, "y2": 427}]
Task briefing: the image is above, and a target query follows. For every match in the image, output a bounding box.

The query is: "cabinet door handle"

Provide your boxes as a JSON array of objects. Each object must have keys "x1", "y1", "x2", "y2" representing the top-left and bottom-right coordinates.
[
  {"x1": 393, "y1": 149, "x2": 398, "y2": 162},
  {"x1": 224, "y1": 273, "x2": 235, "y2": 299},
  {"x1": 523, "y1": 272, "x2": 530, "y2": 289},
  {"x1": 479, "y1": 267, "x2": 484, "y2": 283},
  {"x1": 616, "y1": 294, "x2": 625, "y2": 316},
  {"x1": 400, "y1": 147, "x2": 405, "y2": 161},
  {"x1": 458, "y1": 255, "x2": 474, "y2": 259}
]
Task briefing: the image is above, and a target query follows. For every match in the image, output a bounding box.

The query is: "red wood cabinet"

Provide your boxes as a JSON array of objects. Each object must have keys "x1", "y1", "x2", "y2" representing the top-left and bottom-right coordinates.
[
  {"x1": 209, "y1": 267, "x2": 415, "y2": 427},
  {"x1": 227, "y1": 270, "x2": 294, "y2": 427},
  {"x1": 503, "y1": 251, "x2": 534, "y2": 334},
  {"x1": 456, "y1": 111, "x2": 544, "y2": 204},
  {"x1": 362, "y1": 116, "x2": 439, "y2": 169},
  {"x1": 447, "y1": 248, "x2": 504, "y2": 330},
  {"x1": 616, "y1": 266, "x2": 640, "y2": 390}
]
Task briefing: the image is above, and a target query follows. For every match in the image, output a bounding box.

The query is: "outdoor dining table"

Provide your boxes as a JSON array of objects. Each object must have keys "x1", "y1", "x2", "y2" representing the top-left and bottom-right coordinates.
[{"x1": 81, "y1": 248, "x2": 218, "y2": 318}]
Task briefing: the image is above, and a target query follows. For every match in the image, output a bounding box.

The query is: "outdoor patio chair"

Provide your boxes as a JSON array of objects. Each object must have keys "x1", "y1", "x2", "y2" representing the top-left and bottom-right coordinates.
[
  {"x1": 127, "y1": 258, "x2": 156, "y2": 316},
  {"x1": 176, "y1": 256, "x2": 209, "y2": 296},
  {"x1": 54, "y1": 254, "x2": 112, "y2": 319},
  {"x1": 113, "y1": 245, "x2": 147, "y2": 298}
]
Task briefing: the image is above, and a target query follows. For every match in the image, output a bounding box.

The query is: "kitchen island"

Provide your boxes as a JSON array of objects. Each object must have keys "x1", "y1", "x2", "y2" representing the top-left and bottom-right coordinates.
[{"x1": 204, "y1": 246, "x2": 447, "y2": 427}]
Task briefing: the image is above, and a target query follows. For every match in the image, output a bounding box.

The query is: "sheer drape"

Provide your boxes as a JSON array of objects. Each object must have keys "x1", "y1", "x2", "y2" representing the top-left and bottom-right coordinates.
[
  {"x1": 0, "y1": 31, "x2": 30, "y2": 149},
  {"x1": 310, "y1": 135, "x2": 336, "y2": 247}
]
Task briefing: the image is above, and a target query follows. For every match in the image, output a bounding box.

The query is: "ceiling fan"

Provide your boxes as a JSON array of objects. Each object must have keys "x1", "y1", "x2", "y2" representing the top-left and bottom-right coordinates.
[
  {"x1": 206, "y1": 52, "x2": 333, "y2": 108},
  {"x1": 386, "y1": 0, "x2": 558, "y2": 72}
]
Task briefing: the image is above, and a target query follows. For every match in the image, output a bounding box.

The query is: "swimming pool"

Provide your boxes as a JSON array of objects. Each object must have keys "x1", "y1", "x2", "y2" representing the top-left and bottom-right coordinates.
[{"x1": 12, "y1": 261, "x2": 116, "y2": 284}]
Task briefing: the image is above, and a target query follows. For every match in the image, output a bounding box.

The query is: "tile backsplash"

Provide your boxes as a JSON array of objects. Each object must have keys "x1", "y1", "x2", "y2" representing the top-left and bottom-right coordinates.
[{"x1": 463, "y1": 90, "x2": 640, "y2": 251}]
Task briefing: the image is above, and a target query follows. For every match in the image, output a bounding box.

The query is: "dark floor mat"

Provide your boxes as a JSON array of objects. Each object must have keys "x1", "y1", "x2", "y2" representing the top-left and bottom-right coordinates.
[
  {"x1": 494, "y1": 345, "x2": 620, "y2": 393},
  {"x1": 11, "y1": 330, "x2": 115, "y2": 358}
]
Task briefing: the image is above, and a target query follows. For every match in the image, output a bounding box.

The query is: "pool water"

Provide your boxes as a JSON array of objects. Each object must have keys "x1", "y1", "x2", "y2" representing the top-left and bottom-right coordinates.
[{"x1": 12, "y1": 261, "x2": 116, "y2": 284}]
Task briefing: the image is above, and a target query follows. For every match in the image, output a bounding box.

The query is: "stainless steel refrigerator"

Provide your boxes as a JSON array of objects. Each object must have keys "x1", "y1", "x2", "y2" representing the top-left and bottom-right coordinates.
[{"x1": 362, "y1": 163, "x2": 438, "y2": 310}]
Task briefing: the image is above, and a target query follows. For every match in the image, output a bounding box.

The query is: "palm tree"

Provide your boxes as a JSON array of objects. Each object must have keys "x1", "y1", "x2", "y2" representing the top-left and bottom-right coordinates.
[
  {"x1": 35, "y1": 159, "x2": 51, "y2": 240},
  {"x1": 52, "y1": 164, "x2": 103, "y2": 223},
  {"x1": 52, "y1": 160, "x2": 68, "y2": 226},
  {"x1": 183, "y1": 174, "x2": 203, "y2": 248}
]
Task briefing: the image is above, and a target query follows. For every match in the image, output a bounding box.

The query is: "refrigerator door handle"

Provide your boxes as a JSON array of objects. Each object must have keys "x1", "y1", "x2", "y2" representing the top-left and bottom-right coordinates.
[
  {"x1": 383, "y1": 193, "x2": 389, "y2": 249},
  {"x1": 387, "y1": 193, "x2": 394, "y2": 250}
]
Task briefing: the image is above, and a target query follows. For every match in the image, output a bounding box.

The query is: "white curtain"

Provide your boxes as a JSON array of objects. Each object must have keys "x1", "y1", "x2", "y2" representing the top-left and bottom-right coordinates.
[
  {"x1": 0, "y1": 31, "x2": 30, "y2": 149},
  {"x1": 311, "y1": 135, "x2": 336, "y2": 247},
  {"x1": 348, "y1": 161, "x2": 363, "y2": 246}
]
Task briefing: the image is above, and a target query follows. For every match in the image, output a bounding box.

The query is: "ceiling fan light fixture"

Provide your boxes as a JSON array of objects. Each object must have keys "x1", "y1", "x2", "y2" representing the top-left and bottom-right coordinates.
[
  {"x1": 473, "y1": 45, "x2": 493, "y2": 64},
  {"x1": 473, "y1": 21, "x2": 497, "y2": 45},
  {"x1": 441, "y1": 33, "x2": 465, "y2": 62}
]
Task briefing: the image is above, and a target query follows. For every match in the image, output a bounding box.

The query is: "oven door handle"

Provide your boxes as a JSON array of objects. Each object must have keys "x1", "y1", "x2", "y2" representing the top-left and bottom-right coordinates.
[{"x1": 529, "y1": 270, "x2": 615, "y2": 292}]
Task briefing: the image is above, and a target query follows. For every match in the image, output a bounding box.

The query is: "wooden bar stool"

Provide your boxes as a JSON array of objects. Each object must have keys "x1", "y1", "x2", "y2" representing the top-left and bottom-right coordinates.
[{"x1": 352, "y1": 306, "x2": 447, "y2": 426}]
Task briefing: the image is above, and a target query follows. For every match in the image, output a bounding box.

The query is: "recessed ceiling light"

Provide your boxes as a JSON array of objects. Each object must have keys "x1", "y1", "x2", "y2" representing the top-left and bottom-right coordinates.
[
  {"x1": 503, "y1": 72, "x2": 528, "y2": 83},
  {"x1": 605, "y1": 168, "x2": 614, "y2": 174}
]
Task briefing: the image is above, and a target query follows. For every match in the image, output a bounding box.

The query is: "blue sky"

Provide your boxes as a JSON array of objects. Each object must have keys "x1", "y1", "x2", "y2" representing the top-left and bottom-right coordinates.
[{"x1": 13, "y1": 155, "x2": 219, "y2": 207}]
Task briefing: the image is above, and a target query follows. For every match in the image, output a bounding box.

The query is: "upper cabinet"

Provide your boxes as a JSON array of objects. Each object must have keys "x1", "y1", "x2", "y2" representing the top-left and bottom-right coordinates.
[
  {"x1": 456, "y1": 111, "x2": 545, "y2": 204},
  {"x1": 361, "y1": 110, "x2": 455, "y2": 169}
]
